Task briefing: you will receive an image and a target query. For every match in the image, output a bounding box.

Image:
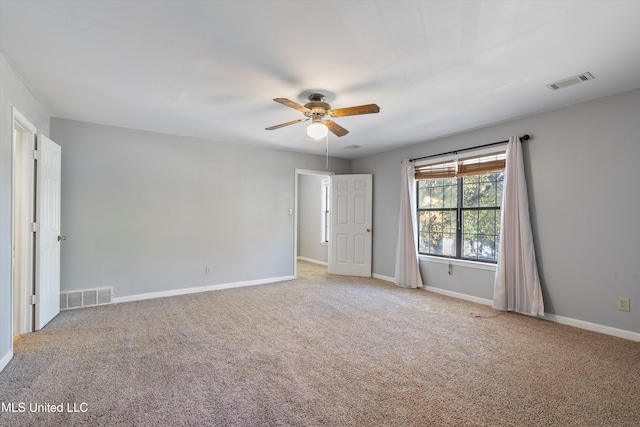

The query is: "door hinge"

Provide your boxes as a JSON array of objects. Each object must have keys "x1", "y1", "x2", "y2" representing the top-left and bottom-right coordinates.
[
  {"x1": 31, "y1": 294, "x2": 39, "y2": 305},
  {"x1": 33, "y1": 149, "x2": 40, "y2": 160},
  {"x1": 32, "y1": 222, "x2": 40, "y2": 232}
]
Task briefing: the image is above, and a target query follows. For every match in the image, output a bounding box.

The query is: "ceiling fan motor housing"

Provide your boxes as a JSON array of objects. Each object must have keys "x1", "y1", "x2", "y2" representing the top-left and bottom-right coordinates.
[{"x1": 304, "y1": 93, "x2": 330, "y2": 117}]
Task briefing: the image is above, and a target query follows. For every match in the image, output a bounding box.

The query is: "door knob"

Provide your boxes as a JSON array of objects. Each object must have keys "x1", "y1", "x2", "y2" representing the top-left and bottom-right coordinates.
[
  {"x1": 366, "y1": 229, "x2": 371, "y2": 232},
  {"x1": 58, "y1": 235, "x2": 66, "y2": 241}
]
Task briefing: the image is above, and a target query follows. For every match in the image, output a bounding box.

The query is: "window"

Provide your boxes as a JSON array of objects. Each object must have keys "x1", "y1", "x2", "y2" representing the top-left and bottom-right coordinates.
[
  {"x1": 416, "y1": 152, "x2": 505, "y2": 263},
  {"x1": 321, "y1": 178, "x2": 330, "y2": 243}
]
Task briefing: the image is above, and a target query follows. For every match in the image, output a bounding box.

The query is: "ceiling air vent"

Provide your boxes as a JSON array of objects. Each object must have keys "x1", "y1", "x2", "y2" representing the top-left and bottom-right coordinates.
[
  {"x1": 344, "y1": 145, "x2": 361, "y2": 150},
  {"x1": 546, "y1": 72, "x2": 594, "y2": 91}
]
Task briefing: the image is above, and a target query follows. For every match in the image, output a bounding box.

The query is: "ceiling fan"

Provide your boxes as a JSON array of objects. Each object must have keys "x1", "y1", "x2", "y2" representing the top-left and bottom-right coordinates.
[{"x1": 266, "y1": 93, "x2": 380, "y2": 139}]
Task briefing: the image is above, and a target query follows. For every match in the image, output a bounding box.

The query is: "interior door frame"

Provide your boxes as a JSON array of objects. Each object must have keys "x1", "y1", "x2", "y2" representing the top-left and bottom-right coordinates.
[
  {"x1": 11, "y1": 107, "x2": 37, "y2": 342},
  {"x1": 293, "y1": 169, "x2": 334, "y2": 279}
]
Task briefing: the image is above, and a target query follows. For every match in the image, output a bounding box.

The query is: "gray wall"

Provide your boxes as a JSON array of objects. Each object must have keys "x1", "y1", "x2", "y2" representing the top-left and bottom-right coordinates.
[
  {"x1": 0, "y1": 53, "x2": 51, "y2": 367},
  {"x1": 51, "y1": 119, "x2": 350, "y2": 299},
  {"x1": 352, "y1": 88, "x2": 640, "y2": 334},
  {"x1": 298, "y1": 173, "x2": 329, "y2": 264}
]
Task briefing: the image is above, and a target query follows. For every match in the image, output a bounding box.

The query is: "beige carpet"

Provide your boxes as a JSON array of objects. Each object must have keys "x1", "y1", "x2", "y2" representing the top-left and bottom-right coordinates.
[{"x1": 1, "y1": 261, "x2": 639, "y2": 426}]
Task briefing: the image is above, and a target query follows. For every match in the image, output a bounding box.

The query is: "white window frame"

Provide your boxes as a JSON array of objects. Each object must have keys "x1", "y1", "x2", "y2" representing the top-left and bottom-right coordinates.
[{"x1": 415, "y1": 145, "x2": 507, "y2": 265}]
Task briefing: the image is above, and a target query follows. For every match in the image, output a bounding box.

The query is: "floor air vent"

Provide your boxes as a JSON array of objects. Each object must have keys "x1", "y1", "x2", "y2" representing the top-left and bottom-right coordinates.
[{"x1": 60, "y1": 287, "x2": 114, "y2": 310}]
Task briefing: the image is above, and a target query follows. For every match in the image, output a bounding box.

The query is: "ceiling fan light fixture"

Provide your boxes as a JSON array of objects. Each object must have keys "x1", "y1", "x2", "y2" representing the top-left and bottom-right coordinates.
[
  {"x1": 307, "y1": 120, "x2": 328, "y2": 139},
  {"x1": 266, "y1": 93, "x2": 379, "y2": 139}
]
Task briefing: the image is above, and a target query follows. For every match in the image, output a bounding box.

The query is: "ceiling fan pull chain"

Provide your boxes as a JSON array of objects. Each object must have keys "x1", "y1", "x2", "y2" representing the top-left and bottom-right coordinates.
[{"x1": 325, "y1": 133, "x2": 329, "y2": 169}]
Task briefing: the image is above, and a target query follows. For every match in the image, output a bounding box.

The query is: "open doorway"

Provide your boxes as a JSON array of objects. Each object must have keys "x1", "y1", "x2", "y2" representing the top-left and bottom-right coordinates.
[
  {"x1": 294, "y1": 169, "x2": 333, "y2": 278},
  {"x1": 12, "y1": 108, "x2": 37, "y2": 339}
]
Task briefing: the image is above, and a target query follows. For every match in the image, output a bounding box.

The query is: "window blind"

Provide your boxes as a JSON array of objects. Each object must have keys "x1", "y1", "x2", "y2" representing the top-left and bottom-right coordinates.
[{"x1": 415, "y1": 151, "x2": 506, "y2": 180}]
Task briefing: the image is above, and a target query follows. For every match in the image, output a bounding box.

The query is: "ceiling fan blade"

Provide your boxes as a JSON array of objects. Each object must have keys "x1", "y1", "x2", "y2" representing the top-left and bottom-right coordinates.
[
  {"x1": 330, "y1": 104, "x2": 380, "y2": 117},
  {"x1": 325, "y1": 120, "x2": 349, "y2": 137},
  {"x1": 265, "y1": 118, "x2": 308, "y2": 130},
  {"x1": 273, "y1": 98, "x2": 311, "y2": 113}
]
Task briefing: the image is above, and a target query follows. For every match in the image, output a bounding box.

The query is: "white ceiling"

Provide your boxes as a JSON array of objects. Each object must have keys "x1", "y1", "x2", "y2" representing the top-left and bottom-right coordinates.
[{"x1": 1, "y1": 0, "x2": 640, "y2": 159}]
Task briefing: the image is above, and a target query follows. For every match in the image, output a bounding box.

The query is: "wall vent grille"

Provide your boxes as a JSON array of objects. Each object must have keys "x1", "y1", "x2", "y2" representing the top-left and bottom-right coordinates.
[
  {"x1": 546, "y1": 72, "x2": 594, "y2": 91},
  {"x1": 60, "y1": 287, "x2": 113, "y2": 310}
]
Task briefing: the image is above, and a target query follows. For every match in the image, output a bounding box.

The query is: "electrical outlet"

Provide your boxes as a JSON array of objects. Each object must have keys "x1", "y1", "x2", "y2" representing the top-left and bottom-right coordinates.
[
  {"x1": 206, "y1": 266, "x2": 212, "y2": 274},
  {"x1": 617, "y1": 298, "x2": 630, "y2": 312}
]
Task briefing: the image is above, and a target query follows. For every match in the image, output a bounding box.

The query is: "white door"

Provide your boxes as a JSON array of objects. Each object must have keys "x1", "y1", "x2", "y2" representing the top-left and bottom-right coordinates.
[
  {"x1": 328, "y1": 174, "x2": 372, "y2": 277},
  {"x1": 34, "y1": 134, "x2": 62, "y2": 330}
]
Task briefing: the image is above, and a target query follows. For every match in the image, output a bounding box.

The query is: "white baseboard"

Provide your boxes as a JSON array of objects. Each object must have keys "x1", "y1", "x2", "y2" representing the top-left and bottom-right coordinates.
[
  {"x1": 297, "y1": 256, "x2": 328, "y2": 266},
  {"x1": 0, "y1": 350, "x2": 12, "y2": 373},
  {"x1": 113, "y1": 275, "x2": 295, "y2": 304},
  {"x1": 372, "y1": 273, "x2": 395, "y2": 283},
  {"x1": 423, "y1": 285, "x2": 640, "y2": 342},
  {"x1": 541, "y1": 313, "x2": 640, "y2": 342},
  {"x1": 424, "y1": 286, "x2": 494, "y2": 307}
]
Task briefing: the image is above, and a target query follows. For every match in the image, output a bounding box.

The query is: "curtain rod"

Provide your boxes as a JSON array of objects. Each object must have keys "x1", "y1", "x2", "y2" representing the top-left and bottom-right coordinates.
[{"x1": 409, "y1": 134, "x2": 530, "y2": 163}]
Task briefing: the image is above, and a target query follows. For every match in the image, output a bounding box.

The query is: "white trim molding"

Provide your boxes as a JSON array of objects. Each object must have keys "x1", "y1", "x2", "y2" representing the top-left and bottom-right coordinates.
[
  {"x1": 1, "y1": 350, "x2": 12, "y2": 373},
  {"x1": 113, "y1": 275, "x2": 295, "y2": 304},
  {"x1": 423, "y1": 284, "x2": 640, "y2": 342},
  {"x1": 372, "y1": 273, "x2": 395, "y2": 283},
  {"x1": 297, "y1": 256, "x2": 328, "y2": 266},
  {"x1": 294, "y1": 168, "x2": 334, "y2": 279},
  {"x1": 419, "y1": 255, "x2": 497, "y2": 272},
  {"x1": 424, "y1": 286, "x2": 493, "y2": 306},
  {"x1": 540, "y1": 313, "x2": 640, "y2": 342}
]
